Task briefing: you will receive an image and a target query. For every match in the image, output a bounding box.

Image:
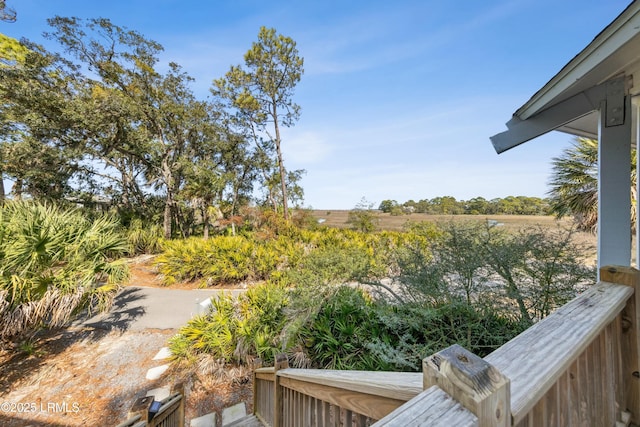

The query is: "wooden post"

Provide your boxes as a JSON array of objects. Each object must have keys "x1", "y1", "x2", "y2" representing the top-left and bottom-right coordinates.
[
  {"x1": 171, "y1": 382, "x2": 185, "y2": 427},
  {"x1": 273, "y1": 353, "x2": 289, "y2": 427},
  {"x1": 424, "y1": 344, "x2": 510, "y2": 427},
  {"x1": 600, "y1": 265, "x2": 640, "y2": 424},
  {"x1": 128, "y1": 395, "x2": 153, "y2": 422},
  {"x1": 252, "y1": 357, "x2": 262, "y2": 420}
]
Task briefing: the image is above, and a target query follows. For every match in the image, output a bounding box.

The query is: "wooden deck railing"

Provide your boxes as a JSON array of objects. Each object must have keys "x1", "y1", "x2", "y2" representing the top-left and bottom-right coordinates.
[
  {"x1": 116, "y1": 384, "x2": 185, "y2": 427},
  {"x1": 253, "y1": 265, "x2": 640, "y2": 426},
  {"x1": 253, "y1": 355, "x2": 424, "y2": 426}
]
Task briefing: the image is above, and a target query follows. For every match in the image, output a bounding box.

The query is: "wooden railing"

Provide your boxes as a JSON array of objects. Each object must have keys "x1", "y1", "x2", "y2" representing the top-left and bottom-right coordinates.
[
  {"x1": 377, "y1": 265, "x2": 640, "y2": 426},
  {"x1": 116, "y1": 385, "x2": 185, "y2": 427},
  {"x1": 253, "y1": 265, "x2": 640, "y2": 426},
  {"x1": 253, "y1": 354, "x2": 423, "y2": 426}
]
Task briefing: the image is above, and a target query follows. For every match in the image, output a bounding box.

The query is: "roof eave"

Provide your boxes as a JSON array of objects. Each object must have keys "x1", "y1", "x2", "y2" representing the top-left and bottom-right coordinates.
[{"x1": 516, "y1": 1, "x2": 640, "y2": 121}]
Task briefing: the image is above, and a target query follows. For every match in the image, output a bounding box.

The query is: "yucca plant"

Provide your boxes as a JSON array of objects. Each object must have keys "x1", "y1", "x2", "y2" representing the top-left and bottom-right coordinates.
[{"x1": 0, "y1": 201, "x2": 129, "y2": 339}]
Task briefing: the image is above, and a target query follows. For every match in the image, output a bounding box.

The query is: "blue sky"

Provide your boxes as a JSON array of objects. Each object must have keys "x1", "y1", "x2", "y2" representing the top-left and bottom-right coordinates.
[{"x1": 1, "y1": 0, "x2": 633, "y2": 209}]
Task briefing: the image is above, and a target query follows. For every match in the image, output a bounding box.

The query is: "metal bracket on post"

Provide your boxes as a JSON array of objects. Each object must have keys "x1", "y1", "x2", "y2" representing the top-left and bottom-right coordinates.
[{"x1": 605, "y1": 76, "x2": 628, "y2": 127}]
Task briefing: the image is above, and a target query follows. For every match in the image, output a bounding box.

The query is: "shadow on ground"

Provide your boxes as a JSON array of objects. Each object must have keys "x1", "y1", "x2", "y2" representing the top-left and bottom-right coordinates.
[
  {"x1": 80, "y1": 287, "x2": 147, "y2": 332},
  {"x1": 0, "y1": 287, "x2": 147, "y2": 395}
]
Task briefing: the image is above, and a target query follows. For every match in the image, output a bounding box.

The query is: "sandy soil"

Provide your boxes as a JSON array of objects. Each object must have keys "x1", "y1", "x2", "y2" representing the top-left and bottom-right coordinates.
[{"x1": 0, "y1": 258, "x2": 253, "y2": 427}]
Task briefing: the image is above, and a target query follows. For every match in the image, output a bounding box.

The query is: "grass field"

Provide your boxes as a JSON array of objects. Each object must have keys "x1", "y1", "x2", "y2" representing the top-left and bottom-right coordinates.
[
  {"x1": 311, "y1": 210, "x2": 575, "y2": 231},
  {"x1": 310, "y1": 210, "x2": 599, "y2": 264}
]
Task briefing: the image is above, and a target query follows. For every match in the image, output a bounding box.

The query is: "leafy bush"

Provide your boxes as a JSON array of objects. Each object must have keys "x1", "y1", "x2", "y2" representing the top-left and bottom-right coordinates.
[
  {"x1": 390, "y1": 221, "x2": 595, "y2": 324},
  {"x1": 168, "y1": 219, "x2": 594, "y2": 374},
  {"x1": 155, "y1": 236, "x2": 254, "y2": 286},
  {"x1": 126, "y1": 218, "x2": 163, "y2": 255},
  {"x1": 154, "y1": 226, "x2": 420, "y2": 287},
  {"x1": 170, "y1": 283, "x2": 290, "y2": 365},
  {"x1": 299, "y1": 286, "x2": 381, "y2": 370},
  {"x1": 0, "y1": 201, "x2": 129, "y2": 339},
  {"x1": 292, "y1": 285, "x2": 527, "y2": 371},
  {"x1": 155, "y1": 234, "x2": 307, "y2": 286},
  {"x1": 346, "y1": 198, "x2": 379, "y2": 233}
]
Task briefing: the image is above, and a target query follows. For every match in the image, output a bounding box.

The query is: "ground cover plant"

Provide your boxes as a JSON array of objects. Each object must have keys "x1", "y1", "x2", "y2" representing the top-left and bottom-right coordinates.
[
  {"x1": 0, "y1": 201, "x2": 129, "y2": 340},
  {"x1": 154, "y1": 220, "x2": 433, "y2": 287},
  {"x1": 170, "y1": 219, "x2": 595, "y2": 373}
]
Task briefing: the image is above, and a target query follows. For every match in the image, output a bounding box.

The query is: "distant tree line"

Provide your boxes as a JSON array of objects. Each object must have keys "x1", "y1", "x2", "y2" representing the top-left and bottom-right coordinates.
[{"x1": 378, "y1": 196, "x2": 551, "y2": 216}]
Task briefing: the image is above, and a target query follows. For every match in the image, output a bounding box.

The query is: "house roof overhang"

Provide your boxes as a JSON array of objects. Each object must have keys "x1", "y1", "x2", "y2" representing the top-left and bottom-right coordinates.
[{"x1": 490, "y1": 1, "x2": 640, "y2": 154}]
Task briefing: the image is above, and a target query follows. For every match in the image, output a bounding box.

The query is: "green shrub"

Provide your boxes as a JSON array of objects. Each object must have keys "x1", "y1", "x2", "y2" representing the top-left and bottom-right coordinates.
[
  {"x1": 391, "y1": 221, "x2": 594, "y2": 324},
  {"x1": 166, "y1": 220, "x2": 595, "y2": 376},
  {"x1": 0, "y1": 201, "x2": 129, "y2": 339},
  {"x1": 298, "y1": 286, "x2": 383, "y2": 370},
  {"x1": 126, "y1": 219, "x2": 163, "y2": 255},
  {"x1": 153, "y1": 227, "x2": 416, "y2": 287},
  {"x1": 155, "y1": 236, "x2": 255, "y2": 286},
  {"x1": 170, "y1": 283, "x2": 290, "y2": 365}
]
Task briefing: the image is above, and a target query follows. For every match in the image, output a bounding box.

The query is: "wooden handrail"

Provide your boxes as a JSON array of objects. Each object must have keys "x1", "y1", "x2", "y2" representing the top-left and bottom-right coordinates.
[
  {"x1": 253, "y1": 265, "x2": 640, "y2": 426},
  {"x1": 485, "y1": 279, "x2": 633, "y2": 424},
  {"x1": 372, "y1": 385, "x2": 476, "y2": 426},
  {"x1": 276, "y1": 369, "x2": 422, "y2": 402}
]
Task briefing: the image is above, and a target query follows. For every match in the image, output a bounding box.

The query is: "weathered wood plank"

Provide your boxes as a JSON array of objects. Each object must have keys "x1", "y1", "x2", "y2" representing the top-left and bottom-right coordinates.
[
  {"x1": 273, "y1": 354, "x2": 288, "y2": 427},
  {"x1": 568, "y1": 359, "x2": 579, "y2": 425},
  {"x1": 604, "y1": 320, "x2": 619, "y2": 424},
  {"x1": 225, "y1": 414, "x2": 265, "y2": 427},
  {"x1": 254, "y1": 374, "x2": 274, "y2": 426},
  {"x1": 577, "y1": 351, "x2": 590, "y2": 425},
  {"x1": 484, "y1": 280, "x2": 633, "y2": 424},
  {"x1": 424, "y1": 344, "x2": 510, "y2": 427},
  {"x1": 530, "y1": 392, "x2": 545, "y2": 427},
  {"x1": 557, "y1": 371, "x2": 569, "y2": 426},
  {"x1": 594, "y1": 330, "x2": 606, "y2": 426},
  {"x1": 276, "y1": 369, "x2": 422, "y2": 402},
  {"x1": 371, "y1": 385, "x2": 476, "y2": 426},
  {"x1": 603, "y1": 265, "x2": 640, "y2": 425},
  {"x1": 279, "y1": 376, "x2": 404, "y2": 421},
  {"x1": 256, "y1": 371, "x2": 276, "y2": 382},
  {"x1": 545, "y1": 382, "x2": 557, "y2": 426}
]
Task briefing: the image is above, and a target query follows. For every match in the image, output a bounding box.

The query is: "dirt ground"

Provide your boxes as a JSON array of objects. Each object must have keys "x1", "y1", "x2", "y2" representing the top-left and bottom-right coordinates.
[{"x1": 0, "y1": 259, "x2": 253, "y2": 427}]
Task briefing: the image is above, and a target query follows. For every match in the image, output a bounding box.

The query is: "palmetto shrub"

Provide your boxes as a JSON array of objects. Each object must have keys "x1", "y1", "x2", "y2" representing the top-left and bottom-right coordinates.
[
  {"x1": 298, "y1": 286, "x2": 383, "y2": 370},
  {"x1": 169, "y1": 282, "x2": 290, "y2": 365},
  {"x1": 154, "y1": 226, "x2": 429, "y2": 288},
  {"x1": 126, "y1": 218, "x2": 163, "y2": 255},
  {"x1": 0, "y1": 201, "x2": 129, "y2": 339},
  {"x1": 155, "y1": 235, "x2": 306, "y2": 286}
]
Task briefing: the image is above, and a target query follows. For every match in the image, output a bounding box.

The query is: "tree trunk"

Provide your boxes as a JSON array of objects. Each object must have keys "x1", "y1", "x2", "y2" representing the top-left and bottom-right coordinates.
[
  {"x1": 13, "y1": 177, "x2": 22, "y2": 200},
  {"x1": 163, "y1": 197, "x2": 172, "y2": 239},
  {"x1": 162, "y1": 158, "x2": 175, "y2": 239},
  {"x1": 202, "y1": 206, "x2": 209, "y2": 240},
  {"x1": 273, "y1": 107, "x2": 289, "y2": 220}
]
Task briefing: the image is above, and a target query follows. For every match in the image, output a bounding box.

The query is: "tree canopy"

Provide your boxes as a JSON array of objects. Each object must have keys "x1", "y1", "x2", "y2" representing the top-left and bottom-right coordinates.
[
  {"x1": 548, "y1": 137, "x2": 636, "y2": 232},
  {"x1": 378, "y1": 196, "x2": 551, "y2": 216},
  {"x1": 0, "y1": 0, "x2": 16, "y2": 23},
  {"x1": 1, "y1": 18, "x2": 306, "y2": 237},
  {"x1": 213, "y1": 26, "x2": 304, "y2": 220}
]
